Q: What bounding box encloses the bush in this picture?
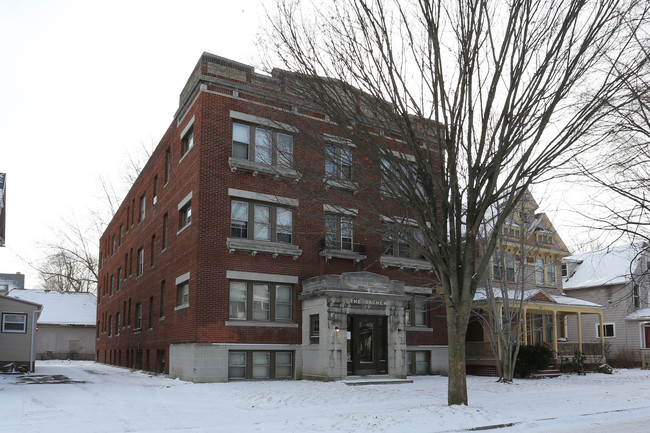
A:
[515,345,553,378]
[571,351,586,375]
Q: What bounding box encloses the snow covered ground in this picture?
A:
[2,361,650,433]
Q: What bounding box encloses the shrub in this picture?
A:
[515,345,553,378]
[571,351,586,375]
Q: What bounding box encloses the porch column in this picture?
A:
[542,314,547,344]
[497,305,503,359]
[576,312,583,353]
[522,307,528,345]
[598,311,605,359]
[552,311,558,355]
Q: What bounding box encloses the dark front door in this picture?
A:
[347,315,388,375]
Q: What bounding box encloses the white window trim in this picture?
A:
[229,110,298,133]
[226,270,298,285]
[390,149,416,162]
[2,312,27,333]
[180,115,195,140]
[176,272,190,285]
[228,188,298,207]
[323,133,355,147]
[323,204,358,216]
[178,191,193,210]
[596,322,615,338]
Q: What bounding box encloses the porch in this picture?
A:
[466,290,606,376]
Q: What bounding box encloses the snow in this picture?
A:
[8,289,96,326]
[473,288,601,308]
[626,307,650,320]
[3,361,650,432]
[563,243,647,289]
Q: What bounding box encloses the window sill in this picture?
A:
[324,178,358,193]
[320,249,366,263]
[227,238,302,259]
[228,157,301,181]
[380,256,432,271]
[405,326,433,333]
[225,320,298,328]
[175,304,189,312]
[179,148,193,164]
[177,223,191,235]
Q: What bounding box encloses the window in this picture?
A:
[382,225,425,259]
[405,296,428,327]
[493,251,515,282]
[180,202,192,230]
[229,281,292,322]
[309,314,320,342]
[561,263,568,278]
[177,281,189,307]
[153,175,158,206]
[108,315,113,336]
[137,247,144,277]
[406,351,430,375]
[150,235,156,267]
[596,323,615,338]
[139,194,146,222]
[2,313,27,333]
[380,156,421,196]
[228,351,294,380]
[117,268,122,292]
[230,200,293,244]
[119,224,124,246]
[182,127,194,156]
[325,214,353,250]
[501,225,520,238]
[232,122,293,167]
[536,258,556,286]
[148,296,154,329]
[162,213,168,251]
[110,274,115,296]
[116,312,121,336]
[644,324,650,349]
[537,233,553,245]
[634,284,640,308]
[325,145,352,180]
[160,281,166,318]
[164,148,171,184]
[135,303,142,330]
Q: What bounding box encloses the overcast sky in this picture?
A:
[0,0,273,286]
[0,0,601,289]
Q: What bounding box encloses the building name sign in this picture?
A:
[347,298,388,307]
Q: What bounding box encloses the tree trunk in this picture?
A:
[447,304,470,405]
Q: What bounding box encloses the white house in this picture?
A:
[562,242,650,366]
[9,290,96,360]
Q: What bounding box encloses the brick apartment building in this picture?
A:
[96,52,448,382]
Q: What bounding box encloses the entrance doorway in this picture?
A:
[347,315,388,375]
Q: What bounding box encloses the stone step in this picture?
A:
[344,376,413,386]
[530,368,562,379]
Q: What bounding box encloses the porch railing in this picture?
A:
[465,342,494,359]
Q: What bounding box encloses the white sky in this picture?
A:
[0,0,271,286]
[0,0,606,289]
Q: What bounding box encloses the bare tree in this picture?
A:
[576,23,650,244]
[264,0,647,405]
[473,196,529,383]
[38,217,98,293]
[36,141,153,294]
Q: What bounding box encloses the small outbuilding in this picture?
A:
[0,294,42,371]
[9,290,96,361]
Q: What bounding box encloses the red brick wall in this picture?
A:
[96,54,446,372]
